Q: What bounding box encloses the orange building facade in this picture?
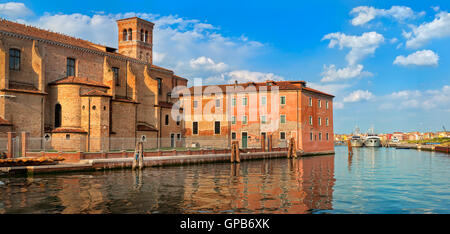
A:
[180,80,334,154]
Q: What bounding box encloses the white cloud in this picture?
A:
[189,56,228,72]
[390,90,422,99]
[393,50,439,66]
[343,90,374,102]
[226,70,284,83]
[381,86,450,110]
[0,2,33,19]
[405,11,450,48]
[320,64,372,82]
[350,6,425,26]
[322,31,384,65]
[390,37,398,44]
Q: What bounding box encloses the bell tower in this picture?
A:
[117,17,154,64]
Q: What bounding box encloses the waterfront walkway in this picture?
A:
[0,150,334,176]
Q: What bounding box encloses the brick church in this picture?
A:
[0,17,187,152]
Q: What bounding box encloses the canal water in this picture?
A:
[0,146,449,214]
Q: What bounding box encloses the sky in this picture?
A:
[1,0,449,134]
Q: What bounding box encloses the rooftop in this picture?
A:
[185,80,334,97]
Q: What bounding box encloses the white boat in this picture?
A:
[364,126,381,147]
[350,135,364,147]
[364,135,381,147]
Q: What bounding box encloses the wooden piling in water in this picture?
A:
[347,139,353,156]
[287,137,297,158]
[231,141,240,163]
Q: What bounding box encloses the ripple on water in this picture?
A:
[1,147,450,214]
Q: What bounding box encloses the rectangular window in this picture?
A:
[318,100,322,108]
[214,121,221,134]
[9,49,20,70]
[112,67,120,86]
[310,132,313,141]
[231,116,236,125]
[193,100,198,108]
[326,118,329,126]
[165,114,169,125]
[67,58,76,76]
[157,78,162,95]
[176,116,180,126]
[231,132,236,140]
[280,132,286,140]
[309,97,312,106]
[319,117,322,126]
[177,133,181,140]
[242,97,248,106]
[261,115,266,124]
[319,132,322,141]
[242,115,247,125]
[326,101,329,109]
[232,97,236,106]
[326,133,329,141]
[193,122,198,135]
[280,96,286,105]
[309,116,313,125]
[215,99,220,107]
[280,115,286,124]
[261,96,266,106]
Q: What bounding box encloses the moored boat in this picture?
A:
[350,135,364,147]
[364,135,381,147]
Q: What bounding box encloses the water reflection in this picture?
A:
[0,155,335,214]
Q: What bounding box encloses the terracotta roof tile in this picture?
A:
[186,80,308,95]
[0,19,104,52]
[49,76,109,89]
[81,89,112,97]
[301,87,334,97]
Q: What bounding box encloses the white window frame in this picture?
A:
[261,96,267,106]
[280,114,286,124]
[242,115,248,125]
[242,97,248,106]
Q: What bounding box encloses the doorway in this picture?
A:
[242,132,248,149]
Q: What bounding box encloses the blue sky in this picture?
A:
[1,0,449,134]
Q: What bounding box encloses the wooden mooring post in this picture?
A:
[287,137,297,158]
[132,141,144,169]
[231,140,240,163]
[347,139,353,156]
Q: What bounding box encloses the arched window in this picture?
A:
[128,29,132,41]
[140,29,144,41]
[122,29,127,41]
[144,31,148,42]
[55,103,62,128]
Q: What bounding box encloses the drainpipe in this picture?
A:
[87,97,91,152]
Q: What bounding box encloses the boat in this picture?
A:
[364,134,381,147]
[350,135,364,147]
[350,126,364,147]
